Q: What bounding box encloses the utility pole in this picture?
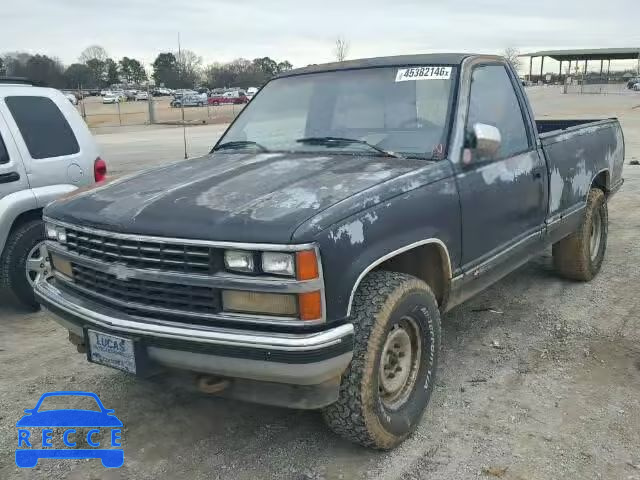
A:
[178,32,187,160]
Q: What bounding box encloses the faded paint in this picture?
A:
[329,220,364,245]
[570,157,592,198]
[480,153,534,185]
[549,167,564,213]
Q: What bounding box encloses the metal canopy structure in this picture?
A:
[520,47,640,82]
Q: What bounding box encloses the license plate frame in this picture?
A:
[85,329,138,374]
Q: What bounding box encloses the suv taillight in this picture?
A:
[94,157,107,182]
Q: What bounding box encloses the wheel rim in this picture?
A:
[25,241,52,286]
[379,316,422,410]
[590,207,602,262]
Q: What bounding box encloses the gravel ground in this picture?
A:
[1,87,639,480]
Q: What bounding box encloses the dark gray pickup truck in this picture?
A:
[37,54,624,449]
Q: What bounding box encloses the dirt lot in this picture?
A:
[77,96,244,127]
[1,87,640,480]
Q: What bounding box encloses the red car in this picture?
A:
[208,91,248,106]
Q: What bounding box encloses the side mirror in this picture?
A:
[467,123,502,158]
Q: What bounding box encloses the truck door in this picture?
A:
[456,64,547,278]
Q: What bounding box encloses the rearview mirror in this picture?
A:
[468,123,502,158]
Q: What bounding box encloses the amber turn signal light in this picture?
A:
[298,291,322,321]
[296,250,319,280]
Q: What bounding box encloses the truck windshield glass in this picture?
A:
[215,67,457,158]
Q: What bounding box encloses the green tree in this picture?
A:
[204,57,294,89]
[85,58,106,87]
[22,54,65,87]
[118,57,146,84]
[0,57,5,76]
[64,63,92,88]
[152,52,179,87]
[277,61,293,73]
[253,57,279,77]
[105,58,119,85]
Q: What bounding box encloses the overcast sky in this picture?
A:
[3,0,639,72]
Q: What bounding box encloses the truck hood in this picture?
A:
[45,152,425,243]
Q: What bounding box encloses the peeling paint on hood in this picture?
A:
[45,152,425,244]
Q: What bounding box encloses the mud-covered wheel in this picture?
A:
[322,271,441,449]
[553,187,608,281]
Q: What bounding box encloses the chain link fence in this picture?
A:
[76,96,245,128]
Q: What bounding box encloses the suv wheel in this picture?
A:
[1,219,50,309]
[322,271,441,449]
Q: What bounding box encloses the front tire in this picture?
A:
[553,188,608,281]
[322,271,441,449]
[1,219,49,309]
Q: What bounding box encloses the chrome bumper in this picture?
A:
[35,280,353,386]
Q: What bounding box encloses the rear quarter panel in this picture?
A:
[542,119,624,221]
[1,88,99,190]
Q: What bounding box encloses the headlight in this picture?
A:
[45,223,58,240]
[224,250,255,273]
[262,252,294,276]
[45,223,66,243]
[56,227,67,243]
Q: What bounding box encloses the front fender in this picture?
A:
[312,177,461,322]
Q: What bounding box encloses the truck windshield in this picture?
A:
[215,66,457,159]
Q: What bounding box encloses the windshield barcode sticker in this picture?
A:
[395,67,452,82]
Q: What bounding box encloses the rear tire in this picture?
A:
[322,271,441,449]
[553,188,607,281]
[1,219,48,310]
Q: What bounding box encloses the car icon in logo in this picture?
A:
[15,391,123,468]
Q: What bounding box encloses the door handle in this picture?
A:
[532,169,543,179]
[0,172,20,184]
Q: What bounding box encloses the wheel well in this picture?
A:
[373,243,451,308]
[592,170,610,193]
[9,209,43,235]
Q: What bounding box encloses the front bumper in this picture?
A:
[35,280,354,387]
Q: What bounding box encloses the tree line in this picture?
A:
[0,45,293,90]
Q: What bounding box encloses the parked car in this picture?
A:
[152,88,172,96]
[626,77,639,89]
[246,87,259,100]
[0,78,104,308]
[102,92,124,104]
[170,93,206,107]
[173,89,198,98]
[123,90,137,101]
[208,90,248,105]
[134,91,149,101]
[36,54,624,449]
[634,83,640,92]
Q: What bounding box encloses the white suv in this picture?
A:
[0,78,104,308]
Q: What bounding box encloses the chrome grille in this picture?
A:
[64,228,215,274]
[68,264,220,316]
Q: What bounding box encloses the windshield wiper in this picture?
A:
[296,137,402,158]
[213,140,269,152]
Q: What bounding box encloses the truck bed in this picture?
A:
[534,117,624,227]
[535,118,616,137]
